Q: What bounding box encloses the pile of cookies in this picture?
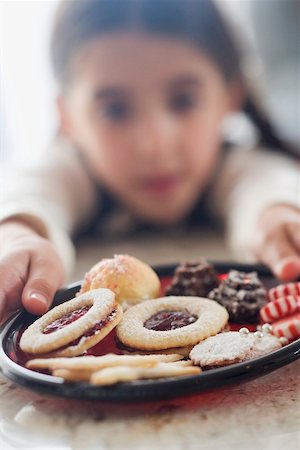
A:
[20,255,297,385]
[26,353,200,385]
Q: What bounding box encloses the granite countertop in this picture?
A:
[1,360,299,450]
[1,230,299,450]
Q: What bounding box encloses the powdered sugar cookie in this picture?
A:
[248,333,282,358]
[190,331,254,368]
[190,330,283,368]
[79,254,161,308]
[20,288,122,356]
[116,296,229,351]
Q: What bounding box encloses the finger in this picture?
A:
[274,256,300,281]
[285,221,300,252]
[22,254,64,315]
[0,289,7,323]
[0,258,28,322]
[258,230,300,281]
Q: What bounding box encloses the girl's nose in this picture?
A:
[133,114,178,164]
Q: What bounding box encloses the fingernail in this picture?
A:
[29,292,49,310]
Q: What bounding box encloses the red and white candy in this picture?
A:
[272,312,300,341]
[258,282,300,341]
[260,295,300,323]
[269,282,300,301]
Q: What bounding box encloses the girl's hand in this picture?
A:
[0,220,65,322]
[252,205,300,281]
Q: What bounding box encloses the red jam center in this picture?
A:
[43,306,91,334]
[144,310,197,331]
[43,310,116,353]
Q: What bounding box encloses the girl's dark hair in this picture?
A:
[51,0,296,157]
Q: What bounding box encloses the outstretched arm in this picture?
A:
[211,147,300,280]
[0,138,98,321]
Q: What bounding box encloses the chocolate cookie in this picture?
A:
[165,260,219,297]
[208,270,267,323]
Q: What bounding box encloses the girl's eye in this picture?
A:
[103,102,130,121]
[169,92,198,113]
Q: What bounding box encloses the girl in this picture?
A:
[0,0,299,320]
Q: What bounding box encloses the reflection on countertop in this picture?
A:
[0,359,299,450]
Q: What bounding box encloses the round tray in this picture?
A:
[0,262,299,402]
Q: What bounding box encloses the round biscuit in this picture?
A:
[20,288,117,354]
[116,296,229,351]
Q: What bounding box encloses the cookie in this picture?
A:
[119,344,194,359]
[116,296,229,351]
[190,330,282,369]
[26,354,198,384]
[20,288,122,356]
[190,331,254,368]
[209,270,267,323]
[26,353,183,371]
[165,260,219,297]
[90,362,201,385]
[248,333,282,358]
[79,254,161,308]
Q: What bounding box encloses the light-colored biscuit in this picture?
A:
[190,332,254,368]
[26,353,183,371]
[190,331,283,368]
[52,369,92,382]
[20,288,120,355]
[48,305,123,357]
[90,362,201,385]
[52,360,195,383]
[248,334,282,358]
[116,296,229,351]
[121,345,193,358]
[79,254,161,307]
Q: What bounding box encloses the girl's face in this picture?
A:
[60,32,238,225]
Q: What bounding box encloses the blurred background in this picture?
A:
[0,0,299,166]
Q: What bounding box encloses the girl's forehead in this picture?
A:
[70,32,219,86]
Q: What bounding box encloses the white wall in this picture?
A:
[0,0,59,166]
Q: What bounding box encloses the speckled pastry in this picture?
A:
[79,254,161,308]
[209,270,267,323]
[165,260,219,297]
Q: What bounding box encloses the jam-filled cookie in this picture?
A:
[190,330,282,369]
[79,254,161,308]
[20,288,122,357]
[116,296,229,351]
[165,260,219,297]
[209,270,267,323]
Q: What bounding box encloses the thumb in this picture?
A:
[22,254,65,315]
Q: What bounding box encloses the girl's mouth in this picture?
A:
[139,175,182,196]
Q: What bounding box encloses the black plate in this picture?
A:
[0,262,299,402]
